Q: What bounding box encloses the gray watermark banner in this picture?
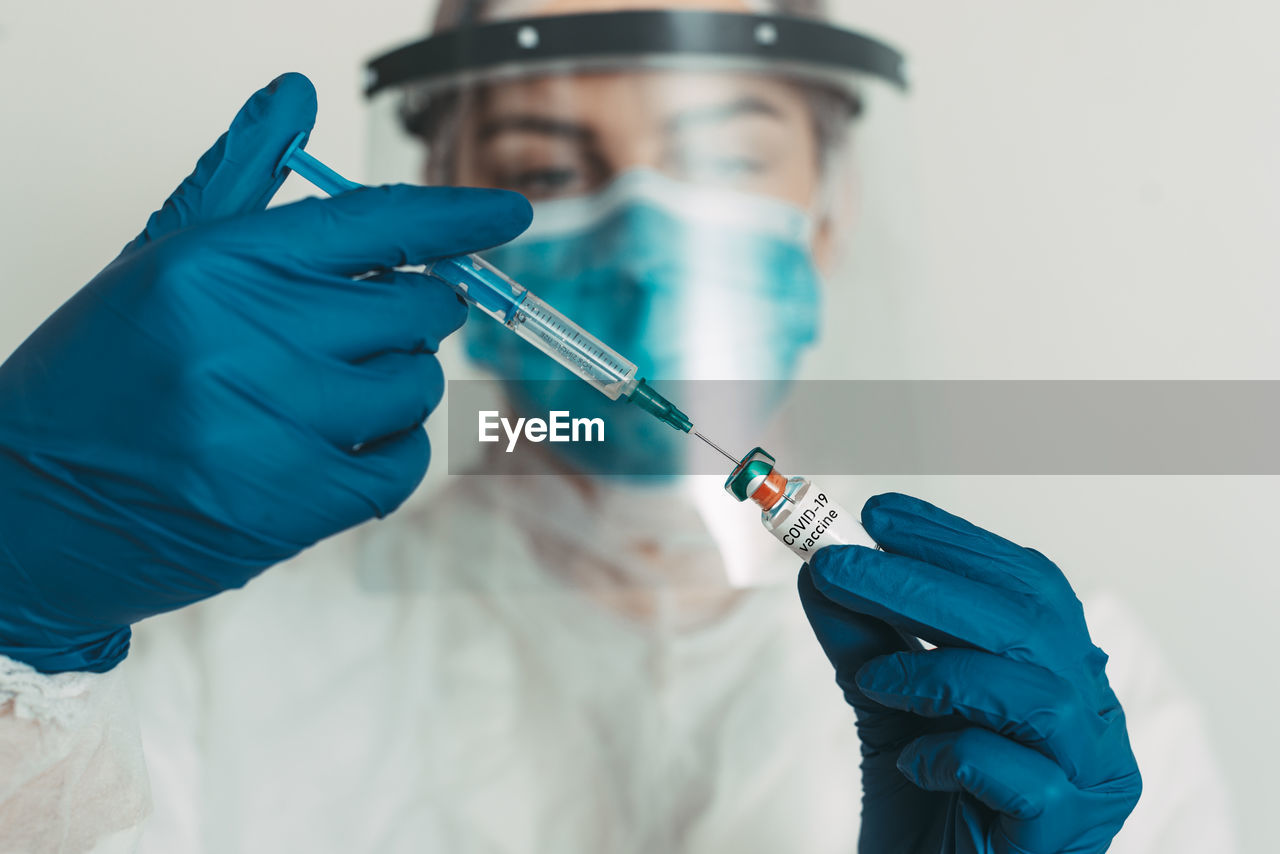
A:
[445,380,1280,475]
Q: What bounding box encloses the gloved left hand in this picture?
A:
[798,492,1142,854]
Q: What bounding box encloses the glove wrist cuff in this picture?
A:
[0,626,130,677]
[0,653,106,727]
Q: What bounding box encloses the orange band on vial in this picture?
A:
[750,470,788,510]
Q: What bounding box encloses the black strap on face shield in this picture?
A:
[364,10,909,97]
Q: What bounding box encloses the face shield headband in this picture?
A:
[365,9,907,131]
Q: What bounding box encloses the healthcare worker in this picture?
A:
[0,2,1234,853]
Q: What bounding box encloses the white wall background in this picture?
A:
[1,1,1276,849]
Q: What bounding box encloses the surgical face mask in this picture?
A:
[466,169,821,478]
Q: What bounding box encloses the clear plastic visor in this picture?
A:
[362,38,914,595]
[370,57,870,207]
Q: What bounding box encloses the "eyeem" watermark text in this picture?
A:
[478,410,606,453]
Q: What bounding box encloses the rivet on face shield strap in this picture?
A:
[516,25,539,49]
[754,22,778,45]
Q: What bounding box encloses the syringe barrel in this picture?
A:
[425,255,639,400]
[278,147,645,404]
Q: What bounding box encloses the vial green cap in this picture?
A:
[725,447,776,501]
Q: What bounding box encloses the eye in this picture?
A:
[687,155,767,178]
[496,167,589,200]
[669,152,769,185]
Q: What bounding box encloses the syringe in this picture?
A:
[274,133,698,436]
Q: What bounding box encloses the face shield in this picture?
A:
[360,7,910,595]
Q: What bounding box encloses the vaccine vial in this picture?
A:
[724,447,877,560]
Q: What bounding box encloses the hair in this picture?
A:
[407,0,860,184]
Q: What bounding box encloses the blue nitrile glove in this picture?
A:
[0,74,532,674]
[798,493,1141,854]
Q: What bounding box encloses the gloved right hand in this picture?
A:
[0,74,532,674]
[798,493,1141,854]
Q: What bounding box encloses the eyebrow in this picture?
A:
[663,96,784,134]
[476,95,785,143]
[477,115,594,143]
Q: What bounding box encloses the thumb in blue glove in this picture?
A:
[799,492,1142,854]
[121,72,319,254]
[0,74,532,674]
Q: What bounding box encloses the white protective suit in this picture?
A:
[0,452,1238,853]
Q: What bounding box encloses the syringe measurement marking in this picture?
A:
[514,318,629,381]
[514,304,632,377]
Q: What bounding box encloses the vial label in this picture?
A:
[768,485,877,560]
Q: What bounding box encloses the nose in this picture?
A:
[591,95,666,184]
